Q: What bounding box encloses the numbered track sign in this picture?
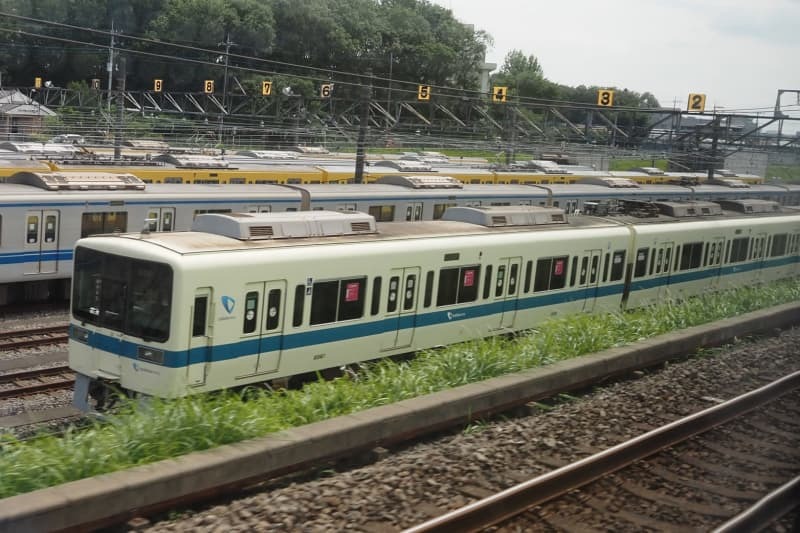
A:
[203,80,214,94]
[492,86,507,103]
[261,80,272,96]
[597,89,614,107]
[687,93,706,113]
[320,83,333,98]
[153,79,163,92]
[417,85,431,101]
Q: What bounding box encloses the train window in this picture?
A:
[679,242,703,270]
[371,277,382,315]
[80,212,128,238]
[44,214,57,243]
[147,211,159,232]
[193,209,231,219]
[533,256,568,293]
[163,210,174,231]
[664,248,671,272]
[703,243,711,267]
[26,215,39,244]
[648,249,656,276]
[403,275,416,310]
[387,276,399,312]
[433,204,457,220]
[634,248,649,278]
[338,277,366,321]
[609,251,626,281]
[508,264,518,295]
[266,289,281,330]
[310,282,338,325]
[424,271,434,307]
[589,256,599,283]
[436,266,481,306]
[243,292,259,334]
[483,265,493,299]
[165,177,183,184]
[368,205,395,222]
[405,206,413,221]
[729,237,749,263]
[655,249,663,274]
[579,257,588,284]
[414,204,423,221]
[310,277,366,325]
[523,261,533,293]
[73,248,172,342]
[495,265,506,297]
[570,258,578,286]
[293,285,305,327]
[192,296,208,337]
[437,268,459,306]
[673,246,681,271]
[602,253,610,281]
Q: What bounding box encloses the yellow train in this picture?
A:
[0,154,765,186]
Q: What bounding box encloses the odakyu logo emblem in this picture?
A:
[221,296,236,314]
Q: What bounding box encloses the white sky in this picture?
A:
[429,0,800,127]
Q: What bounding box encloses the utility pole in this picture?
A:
[354,69,372,184]
[706,117,720,181]
[106,20,116,114]
[114,56,126,160]
[217,34,234,145]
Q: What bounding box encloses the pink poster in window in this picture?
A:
[345,282,360,302]
[554,259,564,275]
[463,270,475,287]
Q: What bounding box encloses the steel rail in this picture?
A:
[403,370,800,533]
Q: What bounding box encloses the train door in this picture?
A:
[381,267,420,350]
[24,210,60,274]
[145,207,176,232]
[187,288,212,386]
[257,281,286,373]
[241,281,286,374]
[576,249,602,312]
[706,237,725,289]
[491,257,522,329]
[752,233,768,281]
[655,242,675,301]
[405,203,423,222]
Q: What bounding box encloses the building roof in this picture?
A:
[0,90,56,117]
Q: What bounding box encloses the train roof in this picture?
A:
[79,202,798,256]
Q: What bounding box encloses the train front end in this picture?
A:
[68,237,183,411]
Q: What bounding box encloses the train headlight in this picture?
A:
[137,346,165,365]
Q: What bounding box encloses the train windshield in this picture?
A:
[72,246,173,342]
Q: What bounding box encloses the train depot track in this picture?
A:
[0,325,69,350]
[0,364,74,400]
[406,371,800,532]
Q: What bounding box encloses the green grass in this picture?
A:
[766,165,800,182]
[0,279,798,498]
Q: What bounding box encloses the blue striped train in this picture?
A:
[68,199,800,409]
[3,170,799,305]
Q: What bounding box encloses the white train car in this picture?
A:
[3,170,799,305]
[0,172,303,304]
[68,203,800,409]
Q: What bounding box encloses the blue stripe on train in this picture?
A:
[0,249,74,265]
